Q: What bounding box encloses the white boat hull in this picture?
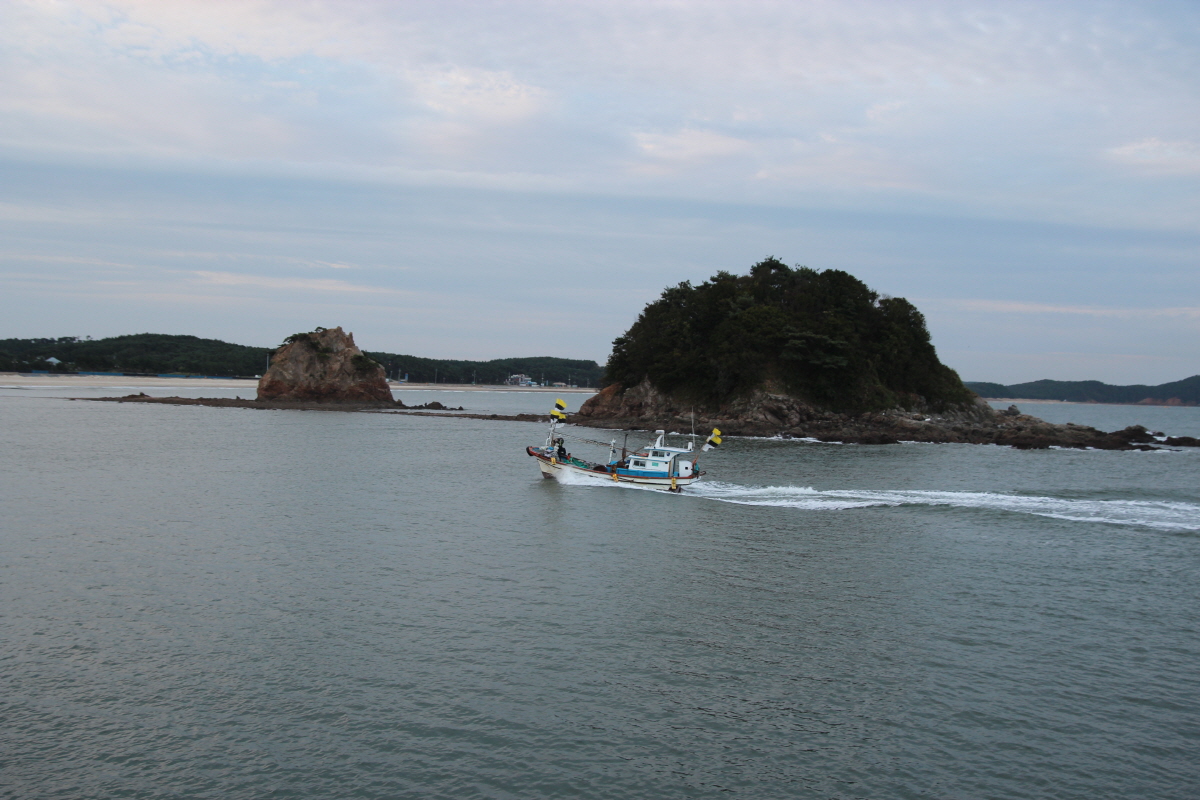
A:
[528,446,701,490]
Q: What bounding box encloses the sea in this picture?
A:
[2,384,1198,799]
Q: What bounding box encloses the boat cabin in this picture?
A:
[617,430,695,478]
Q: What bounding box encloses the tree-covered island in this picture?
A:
[605,257,973,412]
[577,258,1168,449]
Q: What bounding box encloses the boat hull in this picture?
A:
[527,446,701,490]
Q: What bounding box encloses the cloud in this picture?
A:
[633,129,749,163]
[927,298,1200,320]
[865,100,906,122]
[1107,138,1200,175]
[0,0,1193,228]
[410,67,546,123]
[0,253,142,270]
[190,271,400,295]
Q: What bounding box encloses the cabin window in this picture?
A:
[633,460,645,467]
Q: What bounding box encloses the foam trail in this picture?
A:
[690,482,1200,532]
[551,471,1200,532]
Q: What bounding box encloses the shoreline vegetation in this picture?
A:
[0,333,605,387]
[2,331,1193,405]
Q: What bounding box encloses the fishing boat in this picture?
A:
[526,398,721,492]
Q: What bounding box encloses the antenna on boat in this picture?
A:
[690,408,696,451]
[621,432,629,463]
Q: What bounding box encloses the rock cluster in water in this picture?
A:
[257,327,393,404]
[576,379,1167,450]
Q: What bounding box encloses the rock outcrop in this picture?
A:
[257,327,393,404]
[575,379,1161,450]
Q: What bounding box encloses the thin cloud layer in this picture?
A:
[3,0,1197,220]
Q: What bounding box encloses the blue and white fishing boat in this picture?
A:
[526,398,721,492]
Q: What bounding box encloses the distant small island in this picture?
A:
[965,377,1200,406]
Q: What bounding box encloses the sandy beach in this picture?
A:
[0,373,596,392]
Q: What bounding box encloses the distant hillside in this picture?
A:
[363,351,603,386]
[0,333,603,386]
[965,376,1200,405]
[0,334,270,376]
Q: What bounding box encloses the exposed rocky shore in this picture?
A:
[575,380,1185,450]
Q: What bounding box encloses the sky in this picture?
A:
[1,0,1198,384]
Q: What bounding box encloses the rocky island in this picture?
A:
[258,326,393,404]
[89,327,461,412]
[575,259,1170,450]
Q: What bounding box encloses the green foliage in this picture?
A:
[362,352,604,386]
[351,353,380,373]
[0,332,604,385]
[605,257,975,412]
[280,328,330,352]
[0,334,271,377]
[281,332,314,347]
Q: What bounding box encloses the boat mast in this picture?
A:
[547,397,567,449]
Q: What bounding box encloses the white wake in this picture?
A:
[551,471,1200,532]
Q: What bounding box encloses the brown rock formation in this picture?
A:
[257,327,393,404]
[575,379,1160,450]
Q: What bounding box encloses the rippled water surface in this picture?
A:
[2,391,1199,799]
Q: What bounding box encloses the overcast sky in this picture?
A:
[2,0,1197,384]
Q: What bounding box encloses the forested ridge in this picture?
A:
[966,377,1200,404]
[605,258,974,412]
[0,333,603,385]
[0,334,270,376]
[362,352,602,386]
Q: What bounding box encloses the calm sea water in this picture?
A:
[2,388,1199,799]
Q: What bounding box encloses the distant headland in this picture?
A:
[0,332,604,387]
[964,377,1200,406]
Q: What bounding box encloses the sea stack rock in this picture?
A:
[257,327,393,403]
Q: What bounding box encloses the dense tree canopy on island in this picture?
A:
[605,258,974,412]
